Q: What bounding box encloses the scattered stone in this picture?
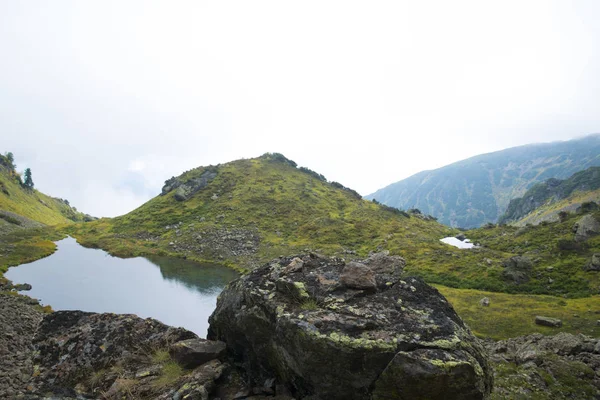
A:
[340,261,377,290]
[585,253,600,271]
[455,233,467,241]
[501,256,533,284]
[479,297,490,307]
[169,338,227,369]
[362,251,405,287]
[573,214,600,242]
[535,316,562,328]
[284,257,304,274]
[485,332,600,398]
[12,283,32,291]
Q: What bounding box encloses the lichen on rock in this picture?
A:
[208,252,493,399]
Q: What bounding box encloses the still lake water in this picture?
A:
[5,237,239,337]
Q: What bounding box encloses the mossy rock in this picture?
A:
[208,253,493,400]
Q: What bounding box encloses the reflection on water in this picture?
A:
[5,237,239,337]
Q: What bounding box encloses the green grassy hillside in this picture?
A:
[65,153,600,339]
[512,190,600,227]
[0,159,89,230]
[367,134,600,228]
[68,153,600,295]
[68,153,454,269]
[499,166,600,225]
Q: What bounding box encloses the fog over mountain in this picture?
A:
[2,1,600,217]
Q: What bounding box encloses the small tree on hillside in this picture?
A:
[23,168,34,189]
[5,152,15,170]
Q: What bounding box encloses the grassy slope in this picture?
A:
[68,155,453,267]
[66,154,600,339]
[0,167,85,226]
[0,163,83,288]
[437,286,599,340]
[513,189,600,226]
[499,166,600,225]
[466,210,600,297]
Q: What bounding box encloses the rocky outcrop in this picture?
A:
[486,333,600,399]
[573,214,600,242]
[586,253,600,271]
[208,252,493,400]
[169,338,227,369]
[28,311,227,399]
[498,167,600,225]
[501,256,533,284]
[0,294,44,399]
[161,169,218,201]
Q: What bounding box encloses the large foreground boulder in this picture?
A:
[208,252,493,400]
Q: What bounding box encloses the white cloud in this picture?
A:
[1,1,600,217]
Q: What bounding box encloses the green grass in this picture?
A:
[151,349,171,364]
[300,298,320,311]
[514,189,600,226]
[68,156,600,298]
[60,154,600,339]
[67,155,454,270]
[153,361,185,388]
[0,166,87,225]
[437,285,600,340]
[0,227,65,275]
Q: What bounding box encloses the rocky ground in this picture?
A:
[0,251,599,399]
[486,333,600,399]
[0,293,44,398]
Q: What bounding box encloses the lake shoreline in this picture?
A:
[5,236,239,337]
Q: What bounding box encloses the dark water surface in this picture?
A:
[5,237,239,337]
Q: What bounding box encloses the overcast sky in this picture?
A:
[1,1,600,217]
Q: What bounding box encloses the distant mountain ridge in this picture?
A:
[366,134,600,228]
[498,166,600,226]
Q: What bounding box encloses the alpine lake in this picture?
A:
[5,237,239,337]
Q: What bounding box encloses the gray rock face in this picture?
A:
[573,214,600,242]
[587,253,600,271]
[208,252,493,400]
[501,256,533,284]
[535,316,562,328]
[174,170,218,201]
[30,311,196,396]
[486,333,600,398]
[161,169,218,201]
[169,338,227,369]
